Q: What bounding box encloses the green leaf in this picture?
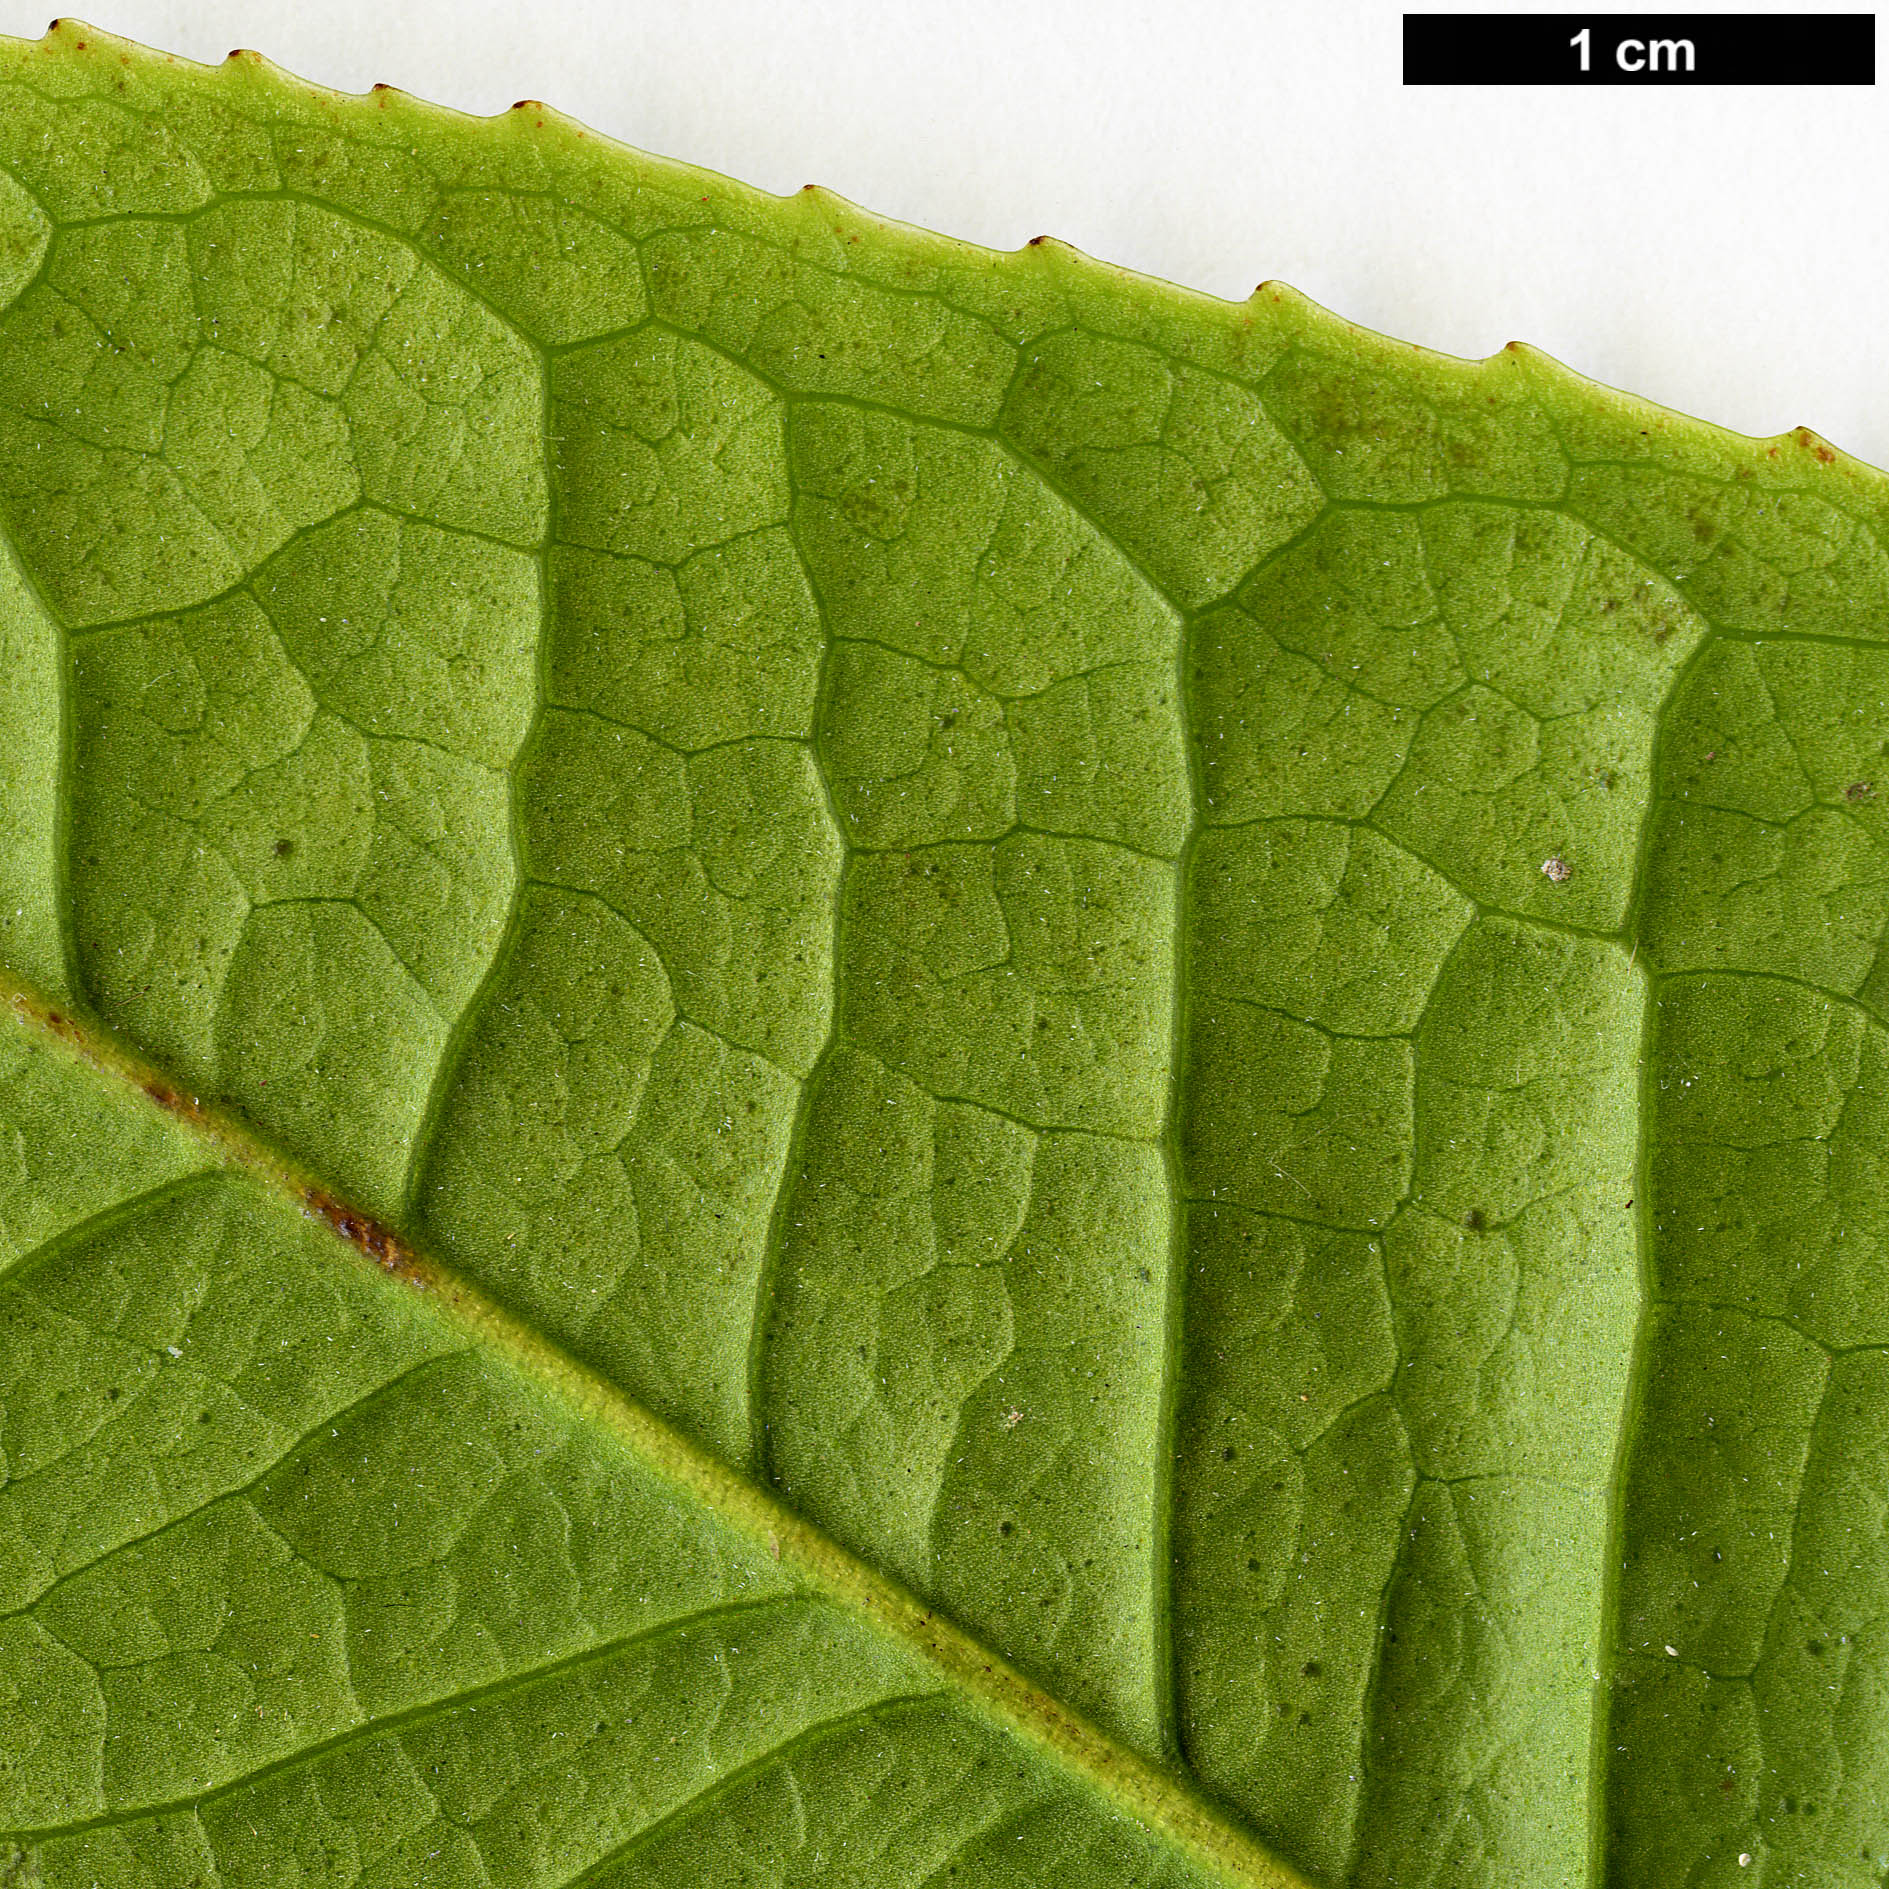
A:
[0,19,1881,1887]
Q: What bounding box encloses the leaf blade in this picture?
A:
[4,20,1889,1888]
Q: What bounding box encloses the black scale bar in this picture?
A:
[1405,13,1874,83]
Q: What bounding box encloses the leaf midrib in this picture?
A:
[0,961,1314,1889]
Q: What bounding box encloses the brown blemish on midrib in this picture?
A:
[139,1077,205,1124]
[302,1185,428,1284]
[6,983,438,1290]
[18,996,217,1138]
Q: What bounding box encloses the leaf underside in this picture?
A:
[0,20,1882,1889]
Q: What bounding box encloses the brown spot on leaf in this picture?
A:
[1847,781,1875,802]
[304,1188,424,1284]
[138,1078,203,1124]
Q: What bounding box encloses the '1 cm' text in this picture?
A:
[1570,27,1696,72]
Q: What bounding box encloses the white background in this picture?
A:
[2,2,1883,462]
